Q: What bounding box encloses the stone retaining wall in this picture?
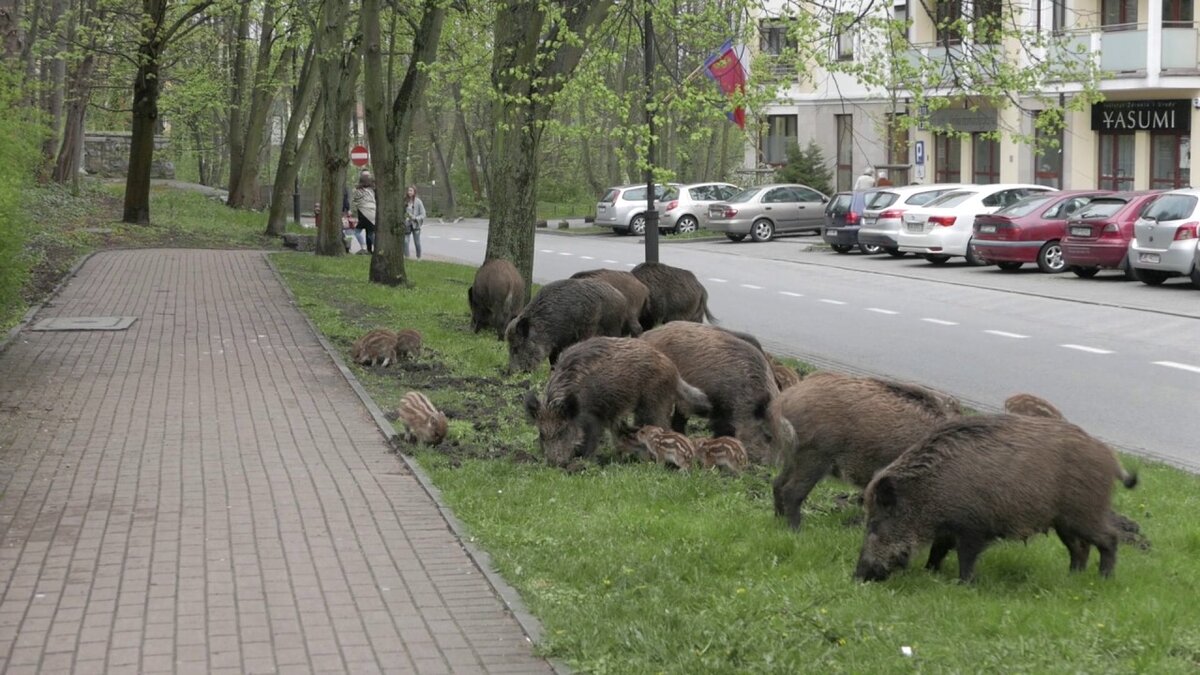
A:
[84,132,175,179]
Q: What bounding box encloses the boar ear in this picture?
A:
[561,393,580,419]
[873,476,898,509]
[523,390,541,421]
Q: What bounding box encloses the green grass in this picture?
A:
[274,252,1200,674]
[537,200,595,221]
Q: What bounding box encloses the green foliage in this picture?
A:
[0,71,49,329]
[775,140,834,195]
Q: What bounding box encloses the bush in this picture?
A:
[0,72,48,329]
[775,140,834,196]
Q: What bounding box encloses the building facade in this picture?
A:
[752,0,1200,192]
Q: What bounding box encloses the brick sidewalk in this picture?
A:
[0,250,552,674]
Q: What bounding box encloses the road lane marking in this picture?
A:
[708,278,728,283]
[603,259,618,264]
[819,299,846,305]
[466,239,480,243]
[922,318,958,326]
[449,237,462,241]
[559,252,573,256]
[778,291,804,297]
[1154,361,1200,374]
[540,249,555,253]
[624,262,636,267]
[1061,344,1114,355]
[580,255,595,260]
[740,284,763,290]
[866,308,898,315]
[985,330,1029,339]
[427,235,440,239]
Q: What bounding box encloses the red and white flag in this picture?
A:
[704,40,750,129]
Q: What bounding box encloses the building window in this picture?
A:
[935,134,961,183]
[886,115,910,186]
[1101,0,1137,29]
[936,0,963,46]
[973,0,1003,44]
[1164,0,1194,25]
[761,20,797,55]
[836,115,854,191]
[1098,133,1135,190]
[1151,132,1190,189]
[762,115,798,166]
[973,133,1000,184]
[895,0,911,41]
[1033,112,1064,189]
[836,14,855,61]
[1051,0,1067,32]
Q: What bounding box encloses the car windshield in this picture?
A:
[995,195,1058,218]
[865,191,899,209]
[925,191,975,208]
[907,189,954,206]
[728,188,763,203]
[1073,199,1127,219]
[600,188,619,203]
[827,194,853,214]
[660,187,679,201]
[1142,194,1199,221]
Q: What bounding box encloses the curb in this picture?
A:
[264,252,571,675]
[0,251,99,356]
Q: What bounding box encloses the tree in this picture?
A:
[775,140,832,195]
[313,0,360,255]
[227,0,290,209]
[122,0,216,224]
[265,42,320,237]
[361,0,447,285]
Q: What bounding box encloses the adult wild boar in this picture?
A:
[640,321,783,463]
[854,414,1138,583]
[524,337,710,467]
[630,262,716,330]
[468,259,525,340]
[570,269,649,336]
[772,372,963,529]
[505,278,637,372]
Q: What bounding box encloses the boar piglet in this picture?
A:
[696,436,748,474]
[505,278,637,373]
[469,259,525,340]
[396,391,448,445]
[524,337,709,467]
[854,414,1138,583]
[351,329,400,367]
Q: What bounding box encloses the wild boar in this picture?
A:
[524,337,710,467]
[640,321,783,464]
[468,259,525,340]
[1004,393,1064,419]
[396,391,449,445]
[570,269,649,336]
[854,414,1138,583]
[630,262,717,330]
[395,328,422,360]
[772,371,963,529]
[625,425,696,470]
[696,436,749,474]
[768,356,803,392]
[351,328,400,367]
[505,278,638,372]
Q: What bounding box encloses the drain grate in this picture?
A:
[30,317,138,331]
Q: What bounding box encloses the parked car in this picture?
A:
[1061,191,1162,279]
[971,190,1108,273]
[595,184,676,235]
[822,191,884,254]
[706,183,829,242]
[656,182,741,234]
[897,184,1059,264]
[1128,188,1200,288]
[857,184,966,257]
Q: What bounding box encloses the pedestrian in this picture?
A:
[404,185,426,259]
[854,167,876,190]
[351,171,377,254]
[876,169,893,187]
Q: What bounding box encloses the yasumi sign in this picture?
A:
[1091,100,1191,132]
[350,145,370,167]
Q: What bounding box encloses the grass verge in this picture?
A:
[274,251,1200,674]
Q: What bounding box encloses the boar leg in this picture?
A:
[670,410,689,434]
[1094,530,1120,578]
[925,534,956,572]
[1055,527,1091,572]
[954,533,990,583]
[772,458,832,529]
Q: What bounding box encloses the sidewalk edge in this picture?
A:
[0,251,99,355]
[264,252,571,675]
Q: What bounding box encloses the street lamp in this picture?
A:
[643,1,659,263]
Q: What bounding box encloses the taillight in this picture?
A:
[723,208,738,218]
[846,210,860,225]
[1174,222,1199,240]
[665,200,679,211]
[1099,223,1121,238]
[878,209,903,220]
[930,215,957,226]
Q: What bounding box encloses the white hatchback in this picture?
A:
[1128,188,1200,288]
[896,184,1058,264]
[857,184,967,257]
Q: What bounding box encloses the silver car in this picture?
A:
[656,182,741,234]
[595,184,674,235]
[857,184,966,256]
[1128,188,1200,288]
[706,183,829,242]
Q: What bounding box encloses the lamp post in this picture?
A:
[643,1,659,263]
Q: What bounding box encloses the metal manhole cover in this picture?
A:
[30,317,138,331]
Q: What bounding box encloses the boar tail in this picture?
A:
[1118,465,1138,489]
[676,378,711,416]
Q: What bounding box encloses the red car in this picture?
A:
[1061,191,1163,279]
[971,191,1109,273]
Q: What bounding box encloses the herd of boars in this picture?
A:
[369,257,1143,584]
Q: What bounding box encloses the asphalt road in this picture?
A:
[420,222,1200,471]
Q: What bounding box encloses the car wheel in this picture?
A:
[1190,261,1200,289]
[629,214,646,236]
[675,215,699,234]
[884,248,906,258]
[964,240,985,266]
[614,227,630,236]
[997,261,1023,271]
[725,233,746,242]
[924,254,951,265]
[1036,240,1066,273]
[750,219,775,242]
[1120,255,1136,281]
[1132,266,1169,286]
[859,243,883,254]
[1071,266,1099,278]
[830,244,853,254]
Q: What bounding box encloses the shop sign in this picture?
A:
[1091,100,1191,132]
[927,109,998,133]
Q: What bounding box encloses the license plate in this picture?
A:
[979,225,996,233]
[1139,252,1160,264]
[906,223,924,233]
[863,217,876,227]
[1070,226,1090,237]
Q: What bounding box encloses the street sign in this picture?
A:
[915,140,926,166]
[350,145,370,167]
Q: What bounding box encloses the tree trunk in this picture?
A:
[123,50,159,224]
[225,1,251,202]
[266,45,320,236]
[193,125,208,185]
[0,0,19,60]
[230,0,282,209]
[453,84,482,203]
[431,129,454,217]
[42,0,66,161]
[314,0,360,256]
[52,52,96,184]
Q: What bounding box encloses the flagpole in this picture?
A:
[661,61,708,106]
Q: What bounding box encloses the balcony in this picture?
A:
[1054,24,1200,78]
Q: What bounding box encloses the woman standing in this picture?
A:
[404,185,426,259]
[351,171,377,254]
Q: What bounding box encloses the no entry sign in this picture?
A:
[350,145,370,167]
